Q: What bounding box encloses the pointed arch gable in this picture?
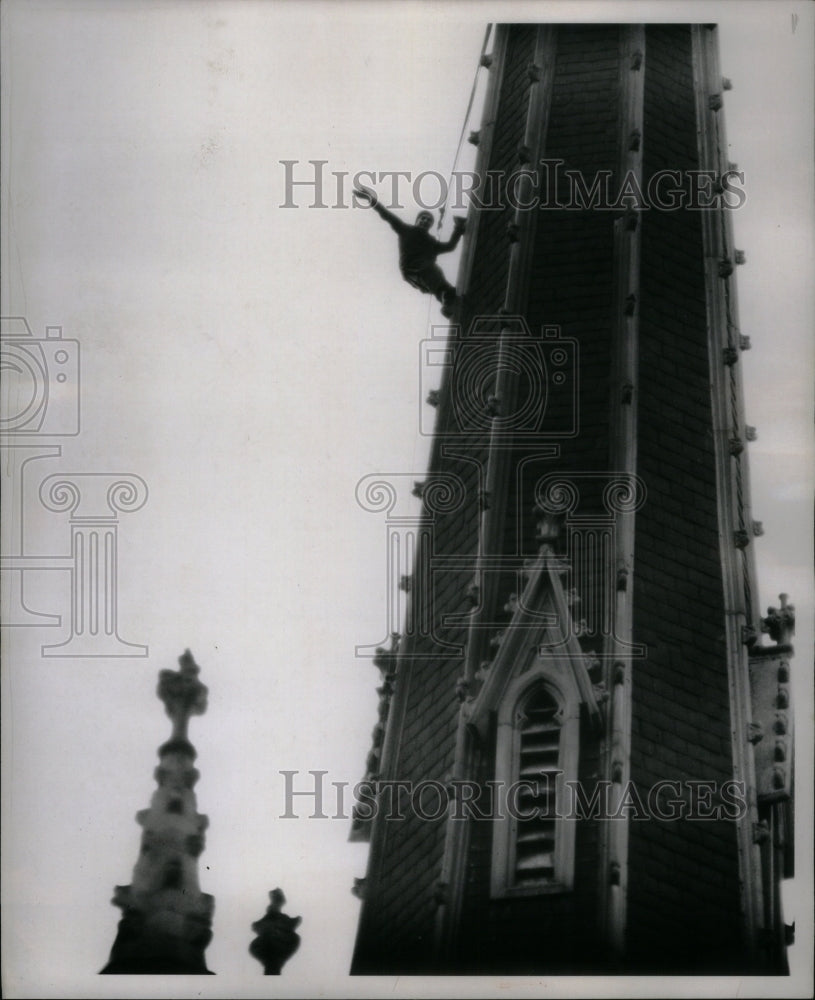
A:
[465,547,602,739]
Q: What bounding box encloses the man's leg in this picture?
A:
[420,266,457,316]
[402,265,458,315]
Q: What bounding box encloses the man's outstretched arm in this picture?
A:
[436,216,467,253]
[354,186,408,235]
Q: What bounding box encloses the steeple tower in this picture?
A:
[101,650,214,974]
[351,23,794,976]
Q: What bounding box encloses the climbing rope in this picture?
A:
[436,23,494,234]
[414,24,495,473]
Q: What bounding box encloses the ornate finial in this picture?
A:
[760,593,795,646]
[249,888,302,975]
[157,649,208,741]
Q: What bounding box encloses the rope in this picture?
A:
[436,23,494,234]
[413,26,494,475]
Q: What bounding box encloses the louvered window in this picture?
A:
[491,674,578,897]
[514,687,561,884]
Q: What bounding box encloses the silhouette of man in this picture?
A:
[355,185,465,317]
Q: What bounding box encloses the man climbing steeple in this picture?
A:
[355,185,465,317]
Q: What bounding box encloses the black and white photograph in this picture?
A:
[1,1,812,997]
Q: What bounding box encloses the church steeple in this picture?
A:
[101,650,215,975]
[350,23,795,976]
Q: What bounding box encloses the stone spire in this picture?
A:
[101,650,215,974]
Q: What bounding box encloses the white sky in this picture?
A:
[1,2,812,998]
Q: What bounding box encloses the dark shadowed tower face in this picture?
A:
[350,23,794,977]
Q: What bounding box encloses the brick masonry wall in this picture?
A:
[626,24,745,972]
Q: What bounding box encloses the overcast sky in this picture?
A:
[1,2,812,998]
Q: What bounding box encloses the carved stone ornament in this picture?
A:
[760,594,795,645]
[746,721,764,745]
[249,889,302,975]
